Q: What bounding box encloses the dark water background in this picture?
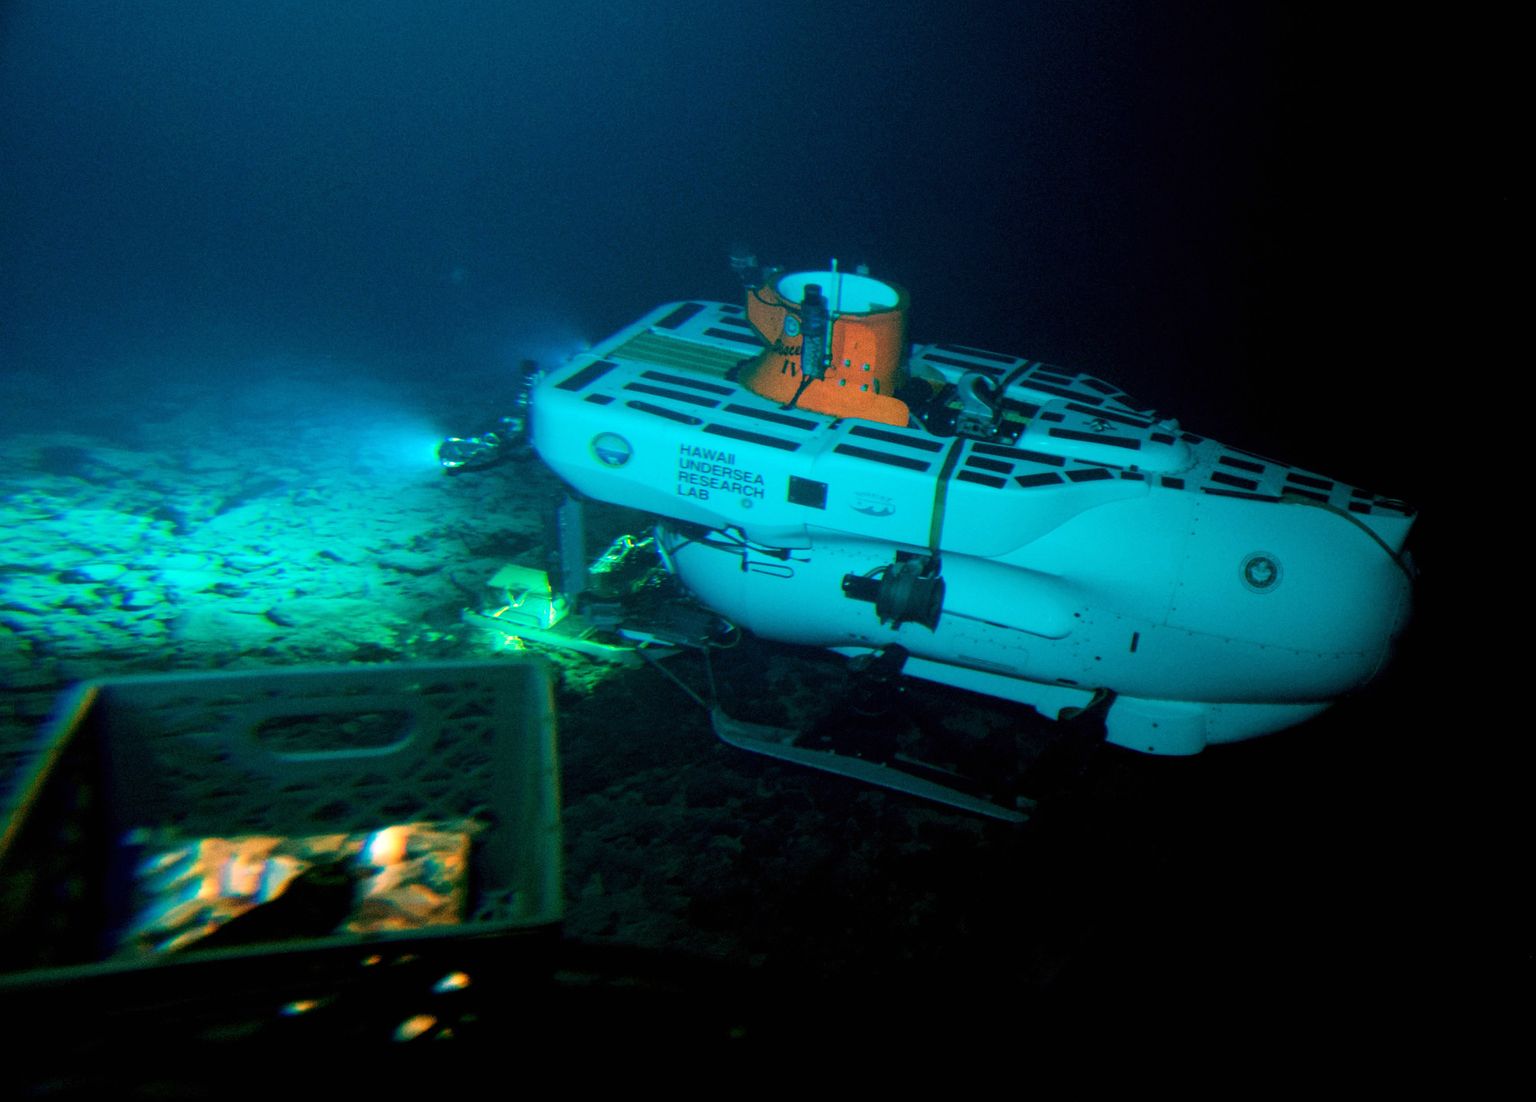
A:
[1,1,1467,487]
[0,0,1508,1037]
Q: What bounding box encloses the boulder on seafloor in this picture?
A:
[377,550,441,575]
[58,562,128,584]
[170,604,282,651]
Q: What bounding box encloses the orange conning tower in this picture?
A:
[739,269,911,427]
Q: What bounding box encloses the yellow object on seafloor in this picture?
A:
[486,563,569,629]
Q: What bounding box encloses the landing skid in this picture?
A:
[710,707,1033,824]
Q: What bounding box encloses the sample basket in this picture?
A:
[0,659,562,1049]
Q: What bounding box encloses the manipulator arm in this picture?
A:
[437,359,542,473]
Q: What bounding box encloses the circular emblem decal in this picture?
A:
[590,432,632,468]
[783,314,801,338]
[1240,552,1282,593]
